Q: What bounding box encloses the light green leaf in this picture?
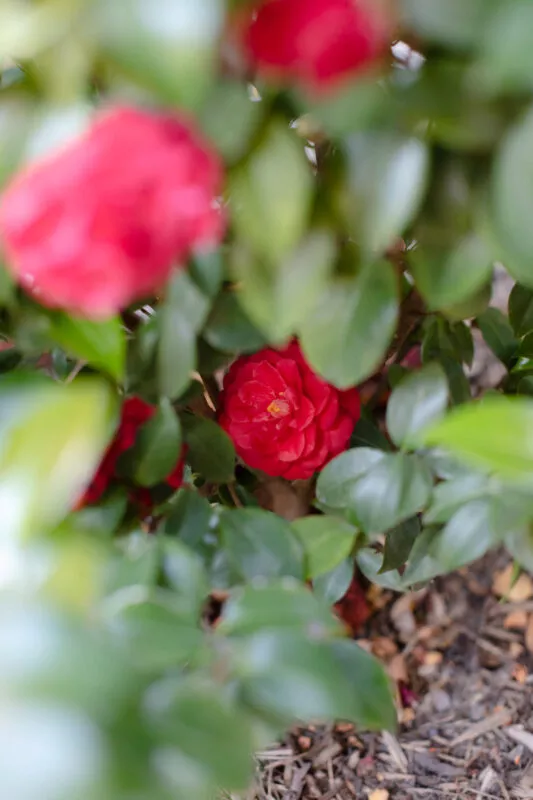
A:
[291,515,358,579]
[230,123,312,264]
[430,500,500,571]
[299,261,399,388]
[386,364,449,447]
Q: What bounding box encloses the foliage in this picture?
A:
[3,1,533,798]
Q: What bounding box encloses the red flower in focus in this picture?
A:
[0,107,224,319]
[218,341,360,480]
[244,0,391,94]
[79,397,185,508]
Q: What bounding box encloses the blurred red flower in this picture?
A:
[244,0,391,94]
[0,107,224,318]
[219,340,360,480]
[79,396,185,508]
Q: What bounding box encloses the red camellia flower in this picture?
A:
[0,107,224,319]
[79,396,185,508]
[219,341,360,480]
[244,0,391,94]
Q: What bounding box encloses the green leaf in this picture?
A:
[299,261,399,388]
[476,307,518,365]
[386,363,449,447]
[424,472,489,524]
[157,271,210,400]
[346,453,432,535]
[291,516,358,579]
[420,396,533,483]
[317,447,387,510]
[400,0,498,47]
[381,516,421,573]
[103,589,205,672]
[350,413,392,451]
[478,1,533,93]
[200,79,262,163]
[48,312,125,380]
[430,500,500,572]
[236,631,394,729]
[342,132,429,255]
[219,508,304,581]
[422,318,474,366]
[217,583,342,637]
[132,398,181,487]
[305,78,388,138]
[401,526,445,585]
[182,415,235,483]
[506,526,533,573]
[356,548,407,590]
[330,639,396,731]
[0,377,117,538]
[97,0,223,108]
[160,538,209,618]
[411,234,493,309]
[491,107,533,288]
[148,680,253,792]
[230,123,312,264]
[104,532,159,594]
[162,489,217,553]
[204,291,267,353]
[509,283,533,337]
[313,558,354,605]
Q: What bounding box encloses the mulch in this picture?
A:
[247,552,533,800]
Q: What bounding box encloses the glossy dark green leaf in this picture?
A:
[342,132,429,254]
[182,415,235,483]
[420,396,533,483]
[299,262,399,388]
[316,447,387,510]
[157,271,210,400]
[162,489,217,551]
[48,312,125,380]
[350,413,392,450]
[424,472,489,524]
[204,291,267,353]
[148,680,253,791]
[509,283,533,337]
[291,516,358,579]
[476,307,518,365]
[217,583,342,637]
[401,526,445,585]
[381,516,421,573]
[132,398,181,487]
[230,122,313,264]
[411,235,493,309]
[347,453,432,535]
[386,363,449,447]
[356,548,406,591]
[312,558,354,605]
[421,318,474,367]
[220,508,303,581]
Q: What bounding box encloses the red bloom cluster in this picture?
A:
[0,107,224,319]
[219,341,360,480]
[79,397,185,508]
[244,0,391,94]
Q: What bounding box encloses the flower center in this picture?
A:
[267,397,291,418]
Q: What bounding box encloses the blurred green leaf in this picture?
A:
[291,515,357,579]
[132,398,181,487]
[0,377,117,538]
[506,526,533,573]
[478,1,533,93]
[200,80,262,163]
[161,538,209,618]
[420,396,533,483]
[162,489,217,552]
[217,583,342,637]
[509,283,533,337]
[305,78,389,138]
[204,290,268,353]
[220,508,303,581]
[429,500,501,571]
[300,261,398,388]
[105,532,159,594]
[312,558,354,605]
[386,363,449,447]
[182,415,235,483]
[411,235,493,309]
[148,680,253,791]
[341,132,429,254]
[476,307,518,365]
[158,271,209,400]
[230,123,313,264]
[400,0,498,47]
[422,318,474,366]
[424,472,489,524]
[97,0,223,108]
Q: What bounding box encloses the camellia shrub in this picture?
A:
[3,0,533,797]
